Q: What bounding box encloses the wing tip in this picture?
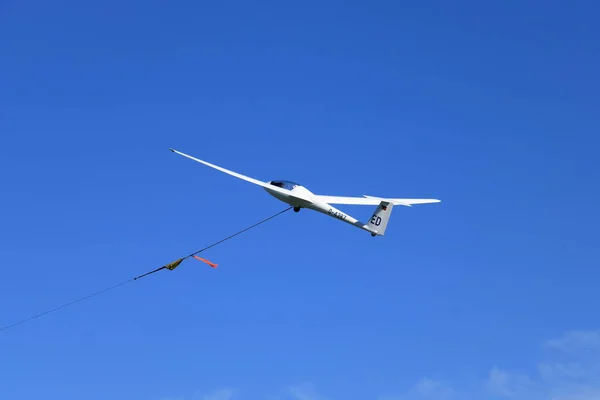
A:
[169,148,187,157]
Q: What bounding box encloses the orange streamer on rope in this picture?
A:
[192,255,218,268]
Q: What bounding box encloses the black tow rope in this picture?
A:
[0,206,293,333]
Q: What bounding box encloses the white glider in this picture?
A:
[170,149,440,236]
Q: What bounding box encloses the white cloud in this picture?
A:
[393,330,600,400]
[286,383,330,400]
[378,379,457,400]
[486,367,515,397]
[200,388,236,400]
[484,366,539,399]
[160,330,600,400]
[162,388,236,400]
[407,379,456,399]
[534,330,600,400]
[545,331,600,354]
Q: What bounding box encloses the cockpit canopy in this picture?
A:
[268,180,300,190]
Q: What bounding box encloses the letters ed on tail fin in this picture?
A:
[367,201,394,236]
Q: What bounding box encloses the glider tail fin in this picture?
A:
[366,201,394,236]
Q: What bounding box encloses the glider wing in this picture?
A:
[313,195,441,207]
[169,148,298,198]
[170,148,271,187]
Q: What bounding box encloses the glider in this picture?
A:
[169,149,440,237]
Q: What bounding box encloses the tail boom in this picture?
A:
[308,199,395,237]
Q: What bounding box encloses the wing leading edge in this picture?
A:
[170,148,272,188]
[314,195,441,207]
[169,148,302,200]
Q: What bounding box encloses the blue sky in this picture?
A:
[1,1,599,399]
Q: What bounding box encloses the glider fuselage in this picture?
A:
[263,180,374,234]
